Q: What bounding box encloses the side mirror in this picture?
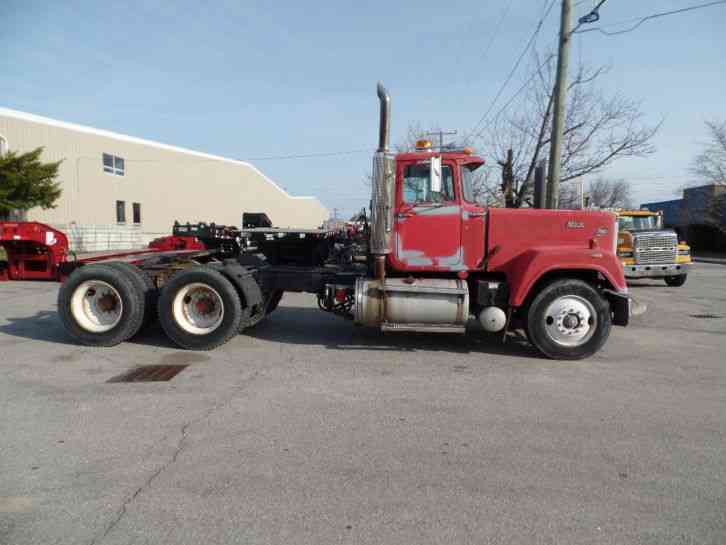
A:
[430,155,442,194]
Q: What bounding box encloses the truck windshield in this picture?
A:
[618,215,658,231]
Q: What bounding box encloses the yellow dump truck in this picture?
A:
[616,209,692,286]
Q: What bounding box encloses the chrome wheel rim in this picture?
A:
[543,295,596,347]
[172,283,224,335]
[70,280,123,333]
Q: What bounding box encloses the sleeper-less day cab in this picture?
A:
[2,84,640,359]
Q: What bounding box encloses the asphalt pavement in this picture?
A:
[1,264,724,545]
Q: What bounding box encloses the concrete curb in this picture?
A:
[694,258,726,265]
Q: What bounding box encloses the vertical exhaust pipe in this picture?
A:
[372,82,392,283]
[377,82,390,153]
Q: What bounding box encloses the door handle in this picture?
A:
[396,212,415,219]
[468,211,486,218]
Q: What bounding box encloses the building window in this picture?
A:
[0,135,7,157]
[103,153,125,176]
[133,202,141,224]
[116,200,126,223]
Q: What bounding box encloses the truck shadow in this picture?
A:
[0,311,77,345]
[627,280,678,289]
[0,311,179,349]
[0,306,542,358]
[249,305,542,359]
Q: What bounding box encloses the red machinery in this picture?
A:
[0,222,70,281]
[0,221,206,282]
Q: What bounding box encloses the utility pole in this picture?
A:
[426,130,457,150]
[545,0,572,209]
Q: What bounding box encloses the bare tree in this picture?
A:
[478,53,660,207]
[588,178,633,208]
[559,178,632,210]
[689,119,726,231]
[691,120,726,186]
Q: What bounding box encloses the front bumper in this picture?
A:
[623,262,690,279]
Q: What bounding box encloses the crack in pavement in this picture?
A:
[88,370,260,545]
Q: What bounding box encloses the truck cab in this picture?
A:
[615,209,691,286]
[389,142,486,272]
[361,82,635,360]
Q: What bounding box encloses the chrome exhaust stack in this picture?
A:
[370,82,395,263]
[377,82,390,153]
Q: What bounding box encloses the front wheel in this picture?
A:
[158,268,242,350]
[526,279,611,360]
[664,274,687,287]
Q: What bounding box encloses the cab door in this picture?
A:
[460,162,486,269]
[389,158,464,272]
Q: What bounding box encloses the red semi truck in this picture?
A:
[2,84,635,359]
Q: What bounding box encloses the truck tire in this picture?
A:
[526,279,611,360]
[103,262,158,329]
[158,267,242,350]
[664,274,687,287]
[57,264,145,347]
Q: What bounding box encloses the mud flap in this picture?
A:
[217,262,265,328]
[603,289,642,326]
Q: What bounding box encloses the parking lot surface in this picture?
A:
[1,264,724,545]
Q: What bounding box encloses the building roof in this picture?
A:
[0,107,322,204]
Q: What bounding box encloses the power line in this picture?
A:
[478,0,515,62]
[466,0,558,144]
[575,0,726,36]
[570,0,607,34]
[247,148,373,161]
[73,148,373,164]
[487,53,556,128]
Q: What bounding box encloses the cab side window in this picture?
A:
[462,165,477,203]
[403,163,454,204]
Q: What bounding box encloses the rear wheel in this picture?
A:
[664,274,687,287]
[103,262,158,330]
[526,279,611,360]
[58,264,145,346]
[158,268,242,350]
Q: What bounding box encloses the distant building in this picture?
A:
[0,108,328,251]
[642,184,726,250]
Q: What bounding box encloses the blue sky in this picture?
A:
[2,0,725,217]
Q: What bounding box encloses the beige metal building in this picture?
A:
[0,108,328,250]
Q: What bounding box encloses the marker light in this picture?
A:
[462,146,473,155]
[415,139,432,150]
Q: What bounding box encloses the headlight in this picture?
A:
[618,251,633,258]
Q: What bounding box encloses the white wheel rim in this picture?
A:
[70,280,123,333]
[172,282,224,335]
[543,295,597,347]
